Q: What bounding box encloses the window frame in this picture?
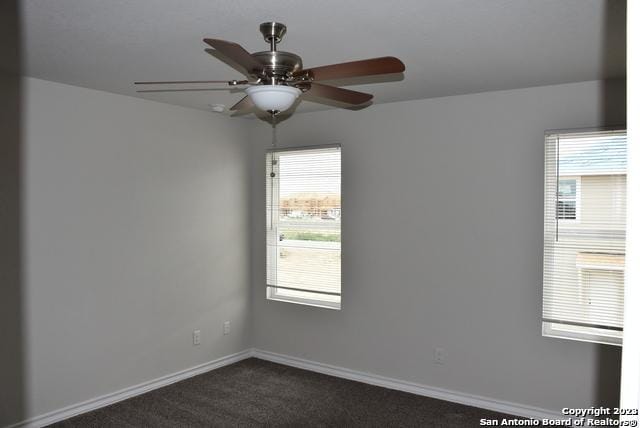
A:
[542,127,626,346]
[265,144,342,310]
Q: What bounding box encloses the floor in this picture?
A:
[51,358,519,427]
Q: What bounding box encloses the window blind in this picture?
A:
[543,129,627,345]
[266,145,341,309]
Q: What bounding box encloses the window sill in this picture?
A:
[542,321,622,346]
[267,294,341,311]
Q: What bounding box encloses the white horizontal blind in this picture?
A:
[266,146,341,309]
[543,129,627,345]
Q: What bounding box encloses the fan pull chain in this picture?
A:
[271,113,277,148]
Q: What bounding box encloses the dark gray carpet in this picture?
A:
[50,358,519,427]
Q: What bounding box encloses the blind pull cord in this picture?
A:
[269,114,277,231]
[555,135,559,242]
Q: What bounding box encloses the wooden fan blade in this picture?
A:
[302,83,373,105]
[134,80,235,85]
[205,49,250,78]
[203,39,263,77]
[230,95,254,111]
[294,57,405,81]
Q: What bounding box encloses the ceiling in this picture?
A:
[21,0,626,116]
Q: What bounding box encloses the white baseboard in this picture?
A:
[8,349,253,428]
[8,348,561,427]
[252,348,561,421]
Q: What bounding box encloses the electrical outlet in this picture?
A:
[193,329,201,345]
[223,321,231,335]
[434,347,445,364]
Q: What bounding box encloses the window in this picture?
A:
[556,177,580,221]
[543,129,627,345]
[266,145,341,309]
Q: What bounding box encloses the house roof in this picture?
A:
[559,136,627,176]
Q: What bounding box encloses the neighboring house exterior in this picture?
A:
[558,139,627,227]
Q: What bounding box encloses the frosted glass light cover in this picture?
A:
[245,85,301,112]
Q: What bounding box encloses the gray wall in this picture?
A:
[22,78,252,419]
[249,79,626,413]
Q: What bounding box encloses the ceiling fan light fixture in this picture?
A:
[245,85,301,112]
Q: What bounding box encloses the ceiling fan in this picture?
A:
[134,22,405,116]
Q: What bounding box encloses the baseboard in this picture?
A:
[252,348,561,421]
[8,347,561,427]
[8,349,253,428]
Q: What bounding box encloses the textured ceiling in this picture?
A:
[21,0,625,116]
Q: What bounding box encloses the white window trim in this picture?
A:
[542,321,622,347]
[267,289,341,310]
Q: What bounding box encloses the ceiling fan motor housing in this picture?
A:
[251,51,303,83]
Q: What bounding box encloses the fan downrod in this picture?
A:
[260,22,287,51]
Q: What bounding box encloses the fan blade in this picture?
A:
[230,95,254,111]
[135,80,236,85]
[205,49,251,78]
[203,39,263,77]
[302,83,372,105]
[294,56,405,81]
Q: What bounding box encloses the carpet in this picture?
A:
[50,357,519,427]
